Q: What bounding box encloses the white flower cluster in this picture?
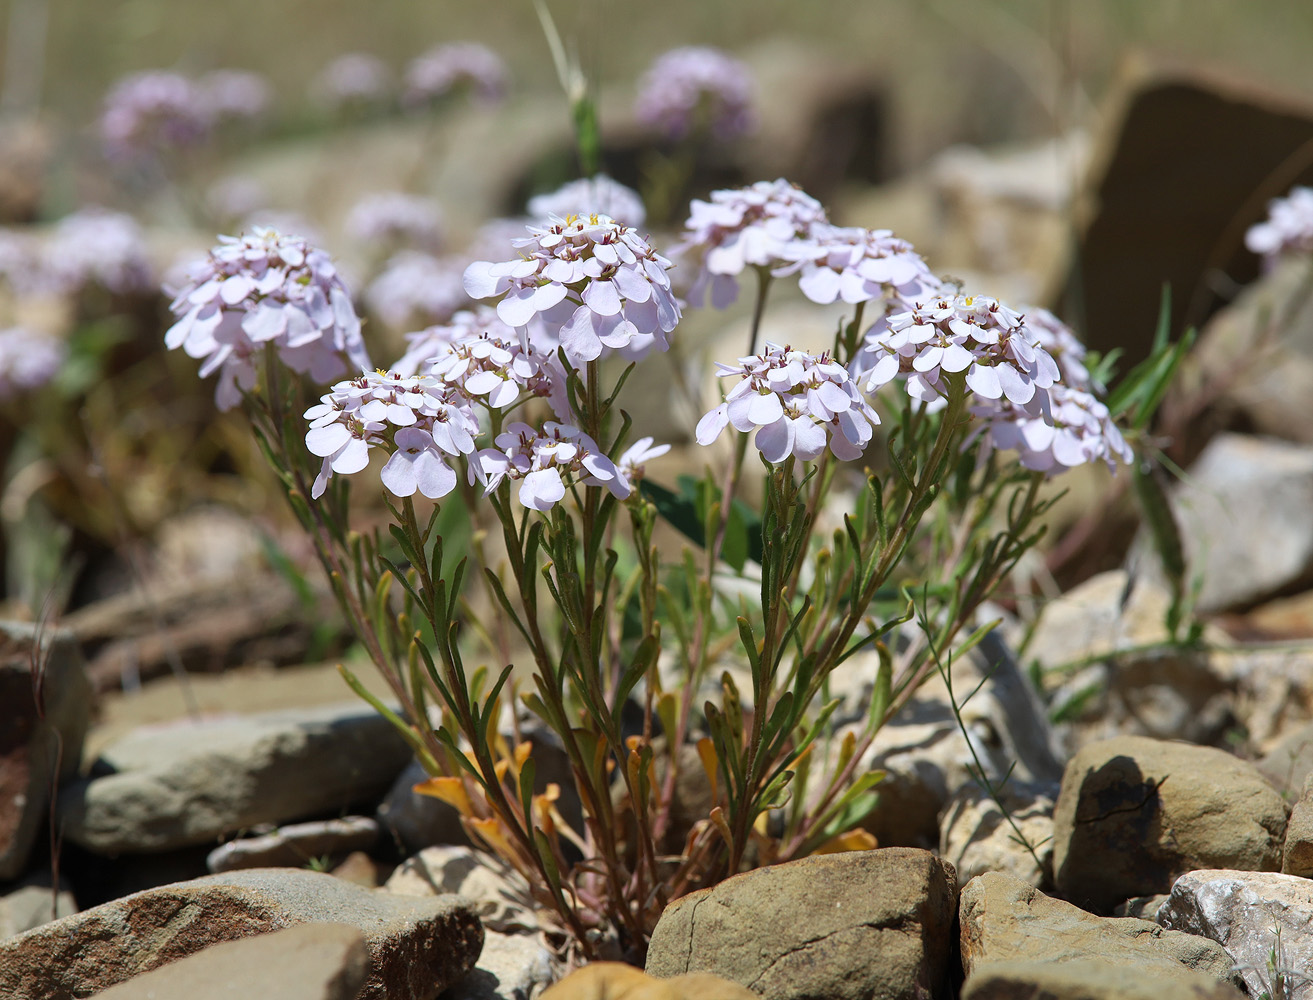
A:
[312,53,393,110]
[474,422,628,511]
[697,343,880,463]
[464,214,680,365]
[527,176,646,229]
[1246,185,1313,264]
[365,252,470,331]
[635,46,755,142]
[969,384,1132,474]
[346,192,445,252]
[165,228,370,409]
[0,326,66,400]
[779,223,938,305]
[404,43,508,107]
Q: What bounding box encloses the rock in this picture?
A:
[0,873,77,938]
[646,848,956,1000]
[544,962,759,1000]
[1258,719,1313,797]
[0,622,92,880]
[1220,644,1313,753]
[58,702,412,854]
[1113,895,1172,920]
[385,845,537,934]
[1026,570,1235,746]
[940,781,1055,888]
[961,959,1245,1000]
[960,872,1236,985]
[0,867,482,1000]
[88,922,369,1000]
[331,850,385,888]
[1158,869,1313,1000]
[1145,434,1313,615]
[1058,58,1313,369]
[441,929,560,1000]
[377,757,469,855]
[207,816,380,873]
[1051,736,1287,913]
[1283,776,1313,877]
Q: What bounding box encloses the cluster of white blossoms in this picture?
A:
[527,176,646,229]
[0,326,66,400]
[464,213,680,365]
[969,384,1133,474]
[404,42,508,107]
[365,252,470,331]
[696,343,880,463]
[473,422,628,511]
[778,224,939,305]
[634,46,755,142]
[346,192,445,252]
[311,53,393,111]
[1245,184,1313,264]
[164,228,370,409]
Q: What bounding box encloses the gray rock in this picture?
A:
[377,757,471,856]
[940,781,1055,888]
[385,845,538,935]
[1158,869,1313,1000]
[1258,718,1313,797]
[646,847,957,1000]
[440,930,560,1000]
[0,866,483,1000]
[207,816,380,873]
[0,874,77,939]
[1283,776,1313,877]
[1051,736,1287,913]
[88,922,369,1000]
[58,702,412,853]
[1221,645,1313,755]
[0,622,92,879]
[960,872,1236,985]
[961,958,1245,1000]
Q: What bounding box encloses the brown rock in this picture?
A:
[0,622,91,880]
[962,959,1245,1000]
[1051,736,1286,913]
[0,867,482,1000]
[89,923,369,1000]
[959,872,1235,984]
[646,848,956,1000]
[1282,775,1313,877]
[542,962,758,1000]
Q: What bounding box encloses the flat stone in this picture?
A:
[1283,776,1313,877]
[544,962,759,1000]
[207,816,379,873]
[1051,736,1286,913]
[58,702,412,854]
[940,782,1055,888]
[440,929,560,1000]
[1258,719,1313,797]
[1158,868,1313,1000]
[962,958,1245,1000]
[960,871,1236,985]
[646,848,956,1000]
[0,866,483,1000]
[385,845,537,934]
[0,622,92,879]
[0,874,77,939]
[89,922,369,1000]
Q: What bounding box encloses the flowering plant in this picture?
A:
[167,180,1149,961]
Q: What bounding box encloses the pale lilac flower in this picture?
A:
[0,326,66,398]
[635,46,754,142]
[45,208,153,296]
[474,421,628,511]
[312,53,393,109]
[305,369,479,499]
[464,214,680,366]
[404,43,509,107]
[242,211,324,246]
[678,179,828,308]
[465,217,532,263]
[346,192,444,252]
[165,227,370,410]
[970,384,1132,475]
[1021,306,1092,391]
[777,224,938,305]
[392,305,513,377]
[1246,185,1313,264]
[427,326,565,415]
[528,176,646,229]
[696,342,879,463]
[860,292,1059,411]
[365,251,470,330]
[200,70,272,122]
[616,436,670,490]
[100,71,212,163]
[0,229,49,296]
[206,175,270,223]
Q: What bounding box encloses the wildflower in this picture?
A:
[305,369,478,499]
[777,224,938,305]
[427,326,565,413]
[392,305,513,378]
[616,436,670,490]
[1020,306,1093,392]
[860,292,1059,410]
[696,342,880,462]
[970,384,1132,474]
[165,227,370,410]
[678,179,828,308]
[464,214,680,366]
[404,43,509,107]
[347,192,445,252]
[528,176,646,229]
[474,421,628,511]
[1246,185,1313,264]
[365,252,470,330]
[45,208,154,296]
[0,327,65,399]
[311,53,393,110]
[100,71,211,163]
[199,70,272,123]
[635,46,755,142]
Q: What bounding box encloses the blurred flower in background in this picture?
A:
[0,327,66,400]
[99,70,213,163]
[199,69,273,124]
[527,176,647,229]
[346,192,445,253]
[310,52,394,111]
[45,208,154,297]
[365,251,470,331]
[635,45,755,142]
[1246,184,1313,266]
[404,42,509,108]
